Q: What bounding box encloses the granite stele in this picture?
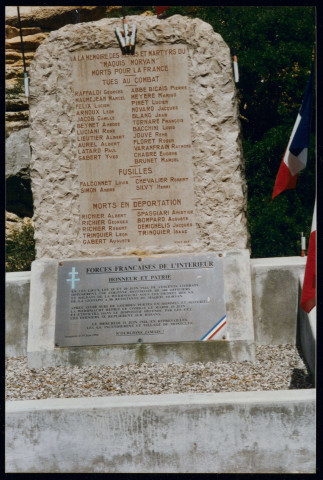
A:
[27,14,254,368]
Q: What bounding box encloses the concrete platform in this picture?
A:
[6,256,313,366]
[5,389,316,473]
[27,250,255,368]
[6,256,315,375]
[5,256,316,473]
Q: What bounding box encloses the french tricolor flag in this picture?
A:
[156,6,170,16]
[272,70,314,199]
[301,202,316,313]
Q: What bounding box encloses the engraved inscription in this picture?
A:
[71,45,196,248]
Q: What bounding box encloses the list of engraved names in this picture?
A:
[71,45,196,248]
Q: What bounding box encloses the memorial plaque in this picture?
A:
[72,44,197,249]
[55,253,226,346]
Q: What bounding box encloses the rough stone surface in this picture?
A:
[6,128,33,217]
[5,120,30,138]
[6,32,49,52]
[6,128,31,178]
[5,25,43,40]
[29,15,249,259]
[5,212,33,236]
[5,97,29,112]
[5,6,121,29]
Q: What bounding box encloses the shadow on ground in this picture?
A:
[289,345,314,389]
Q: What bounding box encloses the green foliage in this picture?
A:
[106,6,153,18]
[6,77,25,98]
[244,130,315,257]
[232,7,315,257]
[6,223,35,272]
[171,5,316,258]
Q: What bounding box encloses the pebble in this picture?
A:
[5,345,314,401]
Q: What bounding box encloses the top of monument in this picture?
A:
[28,14,248,259]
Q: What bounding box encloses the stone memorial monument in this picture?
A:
[27,14,254,368]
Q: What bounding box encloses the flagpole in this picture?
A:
[17,7,29,97]
[228,7,239,83]
[301,232,306,257]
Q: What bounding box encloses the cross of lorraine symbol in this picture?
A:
[66,267,80,289]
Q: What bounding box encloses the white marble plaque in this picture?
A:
[72,45,197,249]
[55,253,226,346]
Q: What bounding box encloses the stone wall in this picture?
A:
[5,7,122,136]
[5,6,121,228]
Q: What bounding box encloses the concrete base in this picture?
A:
[27,250,255,368]
[5,389,316,473]
[5,272,31,357]
[251,257,306,344]
[6,258,316,474]
[6,256,308,359]
[27,340,255,368]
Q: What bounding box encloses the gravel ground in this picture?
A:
[5,345,314,401]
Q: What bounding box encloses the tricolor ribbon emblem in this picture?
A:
[200,315,227,341]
